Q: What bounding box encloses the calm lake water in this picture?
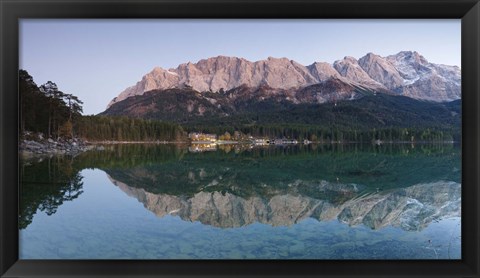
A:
[19,143,461,259]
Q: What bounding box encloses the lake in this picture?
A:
[19,143,461,259]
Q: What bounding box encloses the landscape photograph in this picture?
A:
[19,19,461,259]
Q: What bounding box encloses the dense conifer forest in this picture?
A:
[20,70,185,142]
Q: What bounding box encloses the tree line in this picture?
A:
[185,123,458,143]
[20,70,185,142]
[77,116,185,141]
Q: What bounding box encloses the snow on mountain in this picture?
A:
[107,51,461,109]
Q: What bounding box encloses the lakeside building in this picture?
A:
[188,132,217,142]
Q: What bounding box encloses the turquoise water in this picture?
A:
[19,144,461,259]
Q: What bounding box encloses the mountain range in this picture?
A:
[101,51,461,134]
[106,51,460,109]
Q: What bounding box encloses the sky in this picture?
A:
[20,19,461,115]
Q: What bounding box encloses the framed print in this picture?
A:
[1,0,479,277]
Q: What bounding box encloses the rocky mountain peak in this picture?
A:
[394,51,428,65]
[107,51,461,109]
[343,56,358,63]
[384,51,461,101]
[333,56,384,88]
[267,56,287,61]
[386,51,431,80]
[307,62,340,82]
[358,52,404,89]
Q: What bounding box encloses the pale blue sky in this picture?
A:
[20,19,461,115]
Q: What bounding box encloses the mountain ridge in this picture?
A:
[107,51,461,109]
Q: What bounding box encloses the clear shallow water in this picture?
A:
[19,144,461,259]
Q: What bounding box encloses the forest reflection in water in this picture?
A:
[19,143,461,259]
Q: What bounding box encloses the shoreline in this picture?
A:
[85,140,189,145]
[19,137,460,157]
[20,137,96,157]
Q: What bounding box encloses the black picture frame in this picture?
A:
[1,0,479,277]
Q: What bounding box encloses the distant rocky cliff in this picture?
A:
[107,51,460,109]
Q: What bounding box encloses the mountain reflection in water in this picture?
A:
[19,143,461,259]
[111,177,460,231]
